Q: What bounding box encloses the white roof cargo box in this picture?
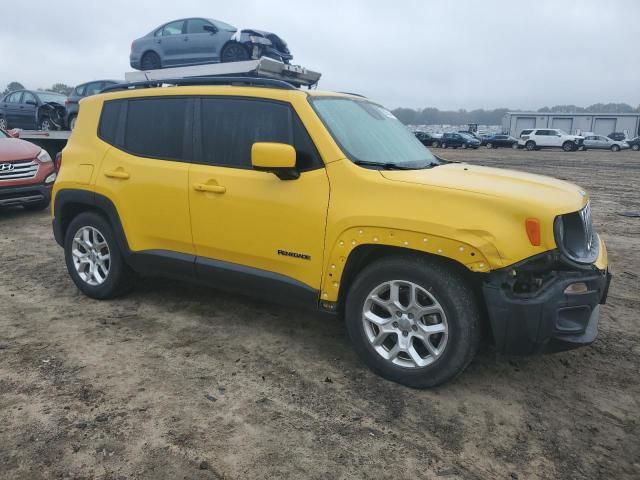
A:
[124,57,321,88]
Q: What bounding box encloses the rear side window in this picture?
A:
[199,98,291,168]
[98,100,123,145]
[124,98,188,161]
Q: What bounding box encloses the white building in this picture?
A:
[502,112,640,138]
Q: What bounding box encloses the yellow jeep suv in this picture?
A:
[52,78,610,387]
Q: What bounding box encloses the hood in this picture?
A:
[0,138,41,162]
[380,163,587,214]
[238,28,289,52]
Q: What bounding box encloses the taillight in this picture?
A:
[54,152,62,171]
[64,97,70,106]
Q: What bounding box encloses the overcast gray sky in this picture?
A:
[2,0,639,110]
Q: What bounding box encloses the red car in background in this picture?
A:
[0,128,57,210]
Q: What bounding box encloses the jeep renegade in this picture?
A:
[52,79,610,388]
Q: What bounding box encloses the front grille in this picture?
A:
[0,160,39,181]
[554,202,598,264]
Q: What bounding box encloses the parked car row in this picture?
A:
[415,131,518,149]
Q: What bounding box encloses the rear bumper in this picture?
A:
[0,184,51,207]
[483,254,611,355]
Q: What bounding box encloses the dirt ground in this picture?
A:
[1,147,639,480]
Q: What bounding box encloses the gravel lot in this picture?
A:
[1,147,639,479]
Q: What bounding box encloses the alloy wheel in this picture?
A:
[362,280,449,368]
[72,226,111,286]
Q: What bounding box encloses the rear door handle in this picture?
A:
[194,183,226,194]
[104,170,130,180]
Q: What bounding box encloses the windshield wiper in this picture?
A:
[353,160,434,170]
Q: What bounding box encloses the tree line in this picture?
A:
[2,81,73,96]
[392,103,640,125]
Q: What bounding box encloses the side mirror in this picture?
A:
[203,25,218,34]
[251,142,299,180]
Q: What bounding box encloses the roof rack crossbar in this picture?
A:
[101,76,297,94]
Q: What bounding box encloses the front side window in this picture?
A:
[22,92,37,104]
[125,97,188,160]
[311,97,439,169]
[37,92,66,104]
[200,98,291,168]
[186,18,212,34]
[162,21,184,36]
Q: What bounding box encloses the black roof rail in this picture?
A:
[101,76,298,94]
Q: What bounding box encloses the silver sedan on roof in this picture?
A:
[583,135,629,152]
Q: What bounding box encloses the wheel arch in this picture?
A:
[322,227,493,307]
[53,189,129,255]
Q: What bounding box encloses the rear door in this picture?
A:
[188,97,330,293]
[94,96,194,257]
[4,91,23,128]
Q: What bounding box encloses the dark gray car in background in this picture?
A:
[130,17,293,70]
[65,80,120,130]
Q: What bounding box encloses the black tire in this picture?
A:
[39,118,51,131]
[461,143,468,149]
[345,255,481,388]
[562,141,575,152]
[141,51,161,70]
[221,42,251,63]
[442,143,448,149]
[64,211,133,300]
[525,141,536,151]
[486,143,493,149]
[611,144,620,152]
[68,114,77,131]
[23,199,50,211]
[511,143,519,150]
[0,116,7,131]
[631,144,640,151]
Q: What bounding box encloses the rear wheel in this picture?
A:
[562,141,576,152]
[141,51,161,70]
[345,256,481,388]
[64,212,133,299]
[461,143,468,149]
[511,142,519,149]
[526,141,536,151]
[0,117,7,130]
[221,43,251,62]
[431,141,439,148]
[486,142,493,149]
[631,144,640,151]
[68,115,77,130]
[611,144,620,152]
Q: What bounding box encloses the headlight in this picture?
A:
[554,202,599,264]
[37,149,52,163]
[248,35,272,46]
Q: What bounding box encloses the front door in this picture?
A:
[94,97,194,256]
[20,91,38,129]
[188,97,330,293]
[184,18,221,63]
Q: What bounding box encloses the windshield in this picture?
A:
[38,92,66,104]
[311,97,440,169]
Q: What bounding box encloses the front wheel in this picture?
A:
[39,118,51,131]
[631,144,640,151]
[221,43,251,62]
[431,141,439,148]
[611,144,620,152]
[461,143,468,149]
[345,256,481,388]
[486,143,493,149]
[562,141,576,152]
[64,212,133,299]
[525,141,536,151]
[511,143,519,149]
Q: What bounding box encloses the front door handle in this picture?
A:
[194,183,226,194]
[104,170,130,180]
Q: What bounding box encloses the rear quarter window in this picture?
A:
[98,100,124,145]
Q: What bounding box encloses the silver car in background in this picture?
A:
[583,135,629,152]
[130,17,293,70]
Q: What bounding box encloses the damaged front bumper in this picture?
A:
[483,250,611,355]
